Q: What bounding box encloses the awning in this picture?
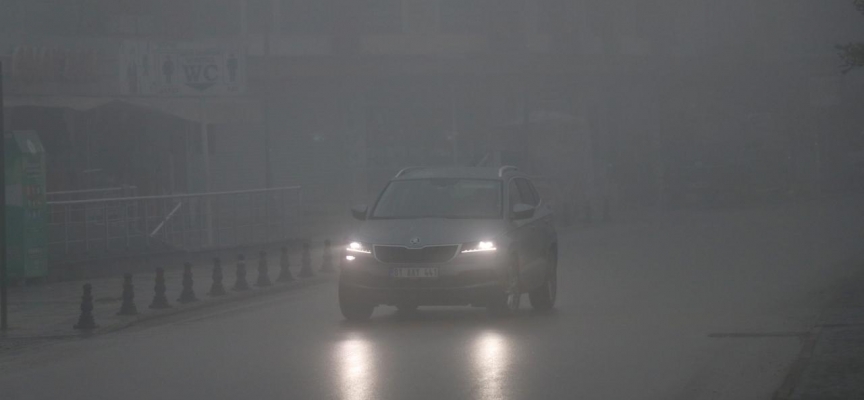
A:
[3,95,263,124]
[2,95,114,111]
[119,97,263,124]
[500,110,580,127]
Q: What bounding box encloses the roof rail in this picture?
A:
[498,166,518,177]
[395,167,424,178]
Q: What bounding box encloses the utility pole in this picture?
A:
[200,96,213,246]
[450,84,458,166]
[262,0,275,188]
[1,60,8,331]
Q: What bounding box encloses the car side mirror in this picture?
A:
[351,205,368,221]
[511,203,536,220]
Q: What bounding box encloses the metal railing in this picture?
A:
[47,186,139,202]
[47,187,303,264]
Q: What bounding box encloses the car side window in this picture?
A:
[508,180,523,212]
[515,178,539,207]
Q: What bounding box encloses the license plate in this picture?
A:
[390,267,439,279]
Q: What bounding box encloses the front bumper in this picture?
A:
[339,253,505,306]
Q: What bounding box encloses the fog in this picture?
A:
[2,1,864,400]
[2,1,863,214]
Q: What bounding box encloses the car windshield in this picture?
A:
[371,179,502,219]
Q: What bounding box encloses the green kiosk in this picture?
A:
[4,131,48,282]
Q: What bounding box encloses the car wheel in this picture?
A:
[529,249,557,311]
[488,253,521,316]
[339,283,374,321]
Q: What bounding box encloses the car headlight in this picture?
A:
[346,242,372,255]
[461,241,497,253]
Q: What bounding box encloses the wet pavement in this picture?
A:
[785,267,864,400]
[1,196,863,400]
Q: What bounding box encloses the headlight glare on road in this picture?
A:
[461,241,497,253]
[345,255,356,261]
[347,242,371,254]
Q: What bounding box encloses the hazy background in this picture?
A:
[2,0,863,236]
[4,3,864,399]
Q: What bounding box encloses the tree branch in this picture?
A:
[837,43,864,73]
[837,1,864,73]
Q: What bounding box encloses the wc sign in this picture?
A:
[121,41,246,96]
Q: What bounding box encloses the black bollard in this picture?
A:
[299,242,314,278]
[74,283,98,330]
[256,250,272,287]
[208,257,226,296]
[276,245,294,282]
[320,239,335,273]
[117,273,138,316]
[177,262,198,303]
[149,267,171,309]
[233,254,250,291]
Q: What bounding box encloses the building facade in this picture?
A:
[2,0,863,229]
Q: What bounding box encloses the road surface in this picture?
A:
[2,197,863,400]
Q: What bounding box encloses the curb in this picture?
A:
[771,254,864,400]
[771,326,824,400]
[2,274,338,341]
[100,274,337,334]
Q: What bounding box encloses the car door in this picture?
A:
[507,179,534,288]
[522,178,555,261]
[513,178,547,288]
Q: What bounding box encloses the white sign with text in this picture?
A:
[120,42,246,96]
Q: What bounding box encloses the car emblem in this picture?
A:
[409,237,422,246]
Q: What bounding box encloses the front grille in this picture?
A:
[374,245,459,264]
[343,268,497,289]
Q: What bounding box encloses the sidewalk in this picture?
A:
[778,266,864,400]
[0,243,340,347]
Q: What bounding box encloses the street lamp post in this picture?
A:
[450,84,458,166]
[1,60,8,331]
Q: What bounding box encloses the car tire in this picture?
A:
[339,283,374,321]
[487,252,521,316]
[529,249,557,311]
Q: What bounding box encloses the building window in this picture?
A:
[0,1,21,33]
[358,0,402,34]
[247,0,273,34]
[487,0,524,38]
[73,0,240,37]
[21,0,81,35]
[76,0,120,36]
[281,0,335,34]
[196,0,241,37]
[537,0,572,35]
[440,0,487,34]
[441,0,491,33]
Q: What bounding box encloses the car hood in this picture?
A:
[353,218,509,246]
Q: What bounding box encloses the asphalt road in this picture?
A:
[2,197,863,400]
